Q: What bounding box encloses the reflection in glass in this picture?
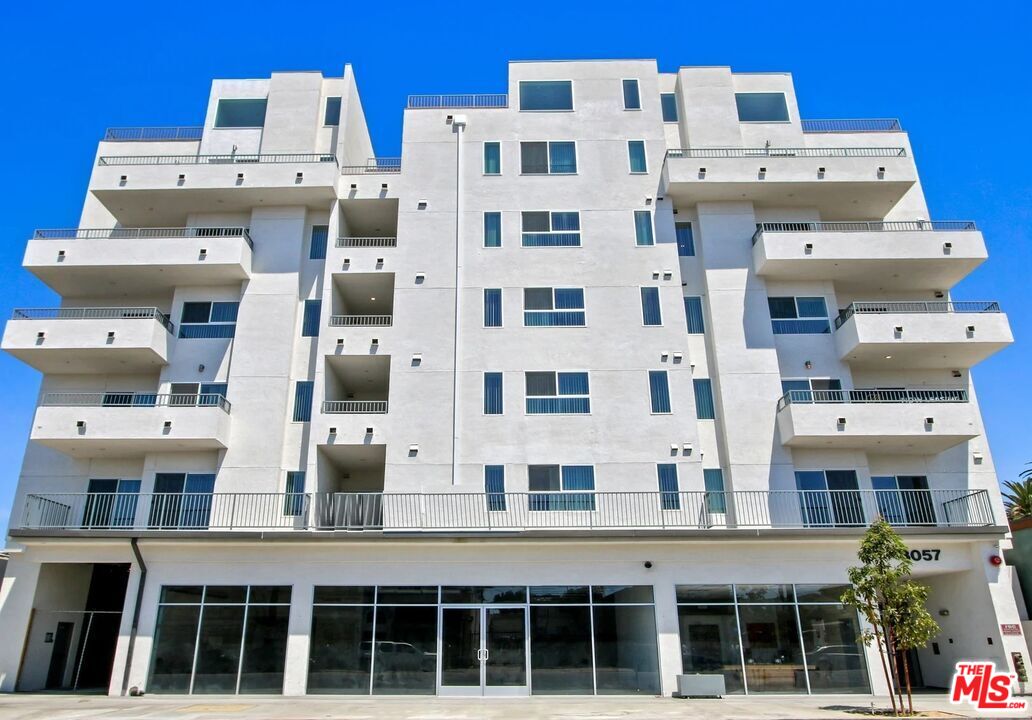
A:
[677,604,745,693]
[530,606,593,694]
[737,604,806,693]
[592,605,660,694]
[148,605,200,693]
[238,604,290,693]
[735,584,795,604]
[676,585,734,604]
[529,586,590,604]
[591,585,654,604]
[313,586,375,605]
[441,608,481,687]
[308,606,374,693]
[192,605,245,693]
[799,605,870,693]
[486,608,527,687]
[372,606,438,694]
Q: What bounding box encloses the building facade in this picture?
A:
[0,60,1026,698]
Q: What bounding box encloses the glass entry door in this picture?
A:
[439,606,528,696]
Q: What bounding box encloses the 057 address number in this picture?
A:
[908,549,941,561]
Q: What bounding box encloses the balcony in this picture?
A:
[336,236,397,248]
[340,158,401,175]
[12,488,997,535]
[322,355,390,425]
[103,126,204,142]
[322,400,388,414]
[662,147,916,218]
[25,227,252,296]
[406,94,508,109]
[776,388,978,453]
[91,152,338,226]
[752,221,986,289]
[834,301,1012,369]
[30,392,231,457]
[3,307,173,373]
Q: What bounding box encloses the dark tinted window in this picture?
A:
[519,81,573,111]
[324,97,342,126]
[735,93,789,122]
[215,98,268,128]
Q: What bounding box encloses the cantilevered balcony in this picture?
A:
[752,221,987,289]
[3,307,173,373]
[776,388,978,453]
[12,488,996,535]
[30,392,231,457]
[834,301,1012,369]
[662,146,916,218]
[25,227,252,296]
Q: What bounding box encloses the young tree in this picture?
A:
[887,581,940,715]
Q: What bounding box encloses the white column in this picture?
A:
[0,556,41,692]
[282,582,313,695]
[653,578,682,696]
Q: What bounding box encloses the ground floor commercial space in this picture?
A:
[0,533,1027,698]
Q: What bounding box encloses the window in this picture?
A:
[795,470,862,527]
[214,98,268,128]
[521,211,581,247]
[293,380,314,422]
[694,379,715,419]
[519,80,573,111]
[780,378,842,404]
[656,464,680,510]
[520,141,576,174]
[640,287,662,326]
[704,469,726,513]
[324,97,342,126]
[310,225,328,260]
[628,140,648,173]
[83,478,140,528]
[523,288,585,326]
[302,299,321,337]
[661,93,678,122]
[525,371,590,414]
[485,465,506,511]
[649,371,671,413]
[483,212,502,247]
[484,288,502,327]
[179,301,239,338]
[168,382,228,407]
[675,222,695,256]
[622,79,641,110]
[149,473,216,529]
[484,372,503,414]
[768,296,830,334]
[528,465,595,511]
[684,297,705,334]
[483,142,501,174]
[735,92,790,122]
[284,471,305,516]
[872,475,934,526]
[633,210,654,246]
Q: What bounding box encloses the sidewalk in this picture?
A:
[0,693,986,719]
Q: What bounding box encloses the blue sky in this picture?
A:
[1,2,1029,537]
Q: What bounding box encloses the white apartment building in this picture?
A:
[0,60,1026,699]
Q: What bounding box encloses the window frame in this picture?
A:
[483,141,502,175]
[301,299,321,338]
[627,140,648,174]
[524,370,591,415]
[768,296,831,335]
[694,378,716,420]
[518,80,574,112]
[213,98,268,129]
[483,288,503,328]
[527,465,596,509]
[520,210,582,247]
[657,464,680,510]
[485,465,506,511]
[622,79,641,111]
[178,301,240,339]
[675,221,695,257]
[323,97,342,126]
[483,372,504,415]
[683,296,705,334]
[519,141,578,175]
[640,286,663,326]
[648,370,672,414]
[734,92,791,123]
[703,468,727,513]
[660,93,678,123]
[633,210,655,247]
[483,211,502,248]
[522,287,586,327]
[309,224,329,260]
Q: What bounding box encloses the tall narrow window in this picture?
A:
[661,93,678,122]
[634,211,654,246]
[284,471,305,516]
[676,222,695,256]
[640,287,662,326]
[649,370,671,413]
[484,289,502,327]
[310,225,328,260]
[302,299,321,337]
[628,140,648,173]
[657,464,679,510]
[484,372,503,415]
[684,297,705,334]
[519,81,573,111]
[704,469,726,513]
[622,79,641,110]
[484,142,501,175]
[694,379,715,419]
[324,97,342,126]
[484,212,502,247]
[293,381,314,422]
[485,465,506,511]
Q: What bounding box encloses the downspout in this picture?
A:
[120,537,147,695]
[450,115,467,486]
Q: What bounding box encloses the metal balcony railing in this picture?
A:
[835,301,1002,328]
[40,392,232,412]
[801,119,903,134]
[407,94,508,109]
[103,127,204,142]
[321,400,388,414]
[328,315,393,327]
[16,488,995,532]
[11,306,174,334]
[97,153,337,166]
[336,237,398,248]
[751,220,977,245]
[778,388,968,410]
[341,158,401,174]
[666,147,907,159]
[33,227,253,249]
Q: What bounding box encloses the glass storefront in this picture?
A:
[675,584,870,694]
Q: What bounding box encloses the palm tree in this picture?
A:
[1002,464,1032,520]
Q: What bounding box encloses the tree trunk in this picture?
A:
[902,651,914,715]
[870,603,898,716]
[884,622,903,715]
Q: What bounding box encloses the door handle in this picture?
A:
[476,648,485,662]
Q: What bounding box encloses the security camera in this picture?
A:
[643,561,653,569]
